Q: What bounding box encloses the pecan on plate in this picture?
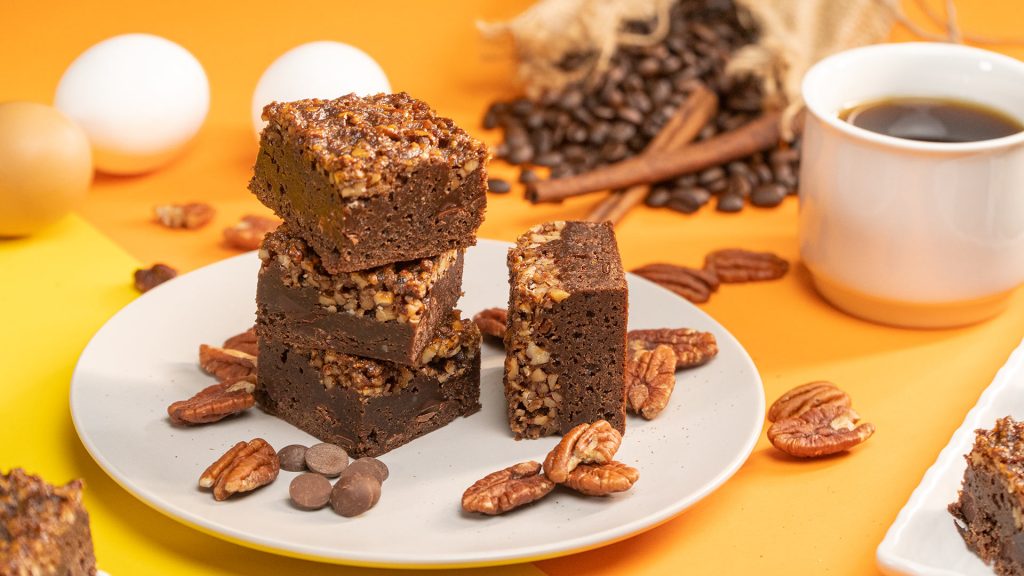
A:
[223,215,281,251]
[199,438,279,501]
[153,202,215,229]
[133,263,178,293]
[564,461,639,496]
[167,379,256,425]
[767,405,875,458]
[473,308,507,341]
[628,328,718,369]
[543,420,622,484]
[199,344,257,382]
[768,381,851,423]
[223,326,258,357]
[704,249,789,283]
[631,263,719,303]
[461,461,555,515]
[626,345,677,420]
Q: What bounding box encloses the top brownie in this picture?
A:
[250,92,488,273]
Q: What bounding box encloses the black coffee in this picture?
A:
[839,97,1023,143]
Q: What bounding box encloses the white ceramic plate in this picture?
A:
[878,338,1024,576]
[71,239,765,568]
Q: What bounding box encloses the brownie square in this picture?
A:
[1,469,96,575]
[250,92,488,274]
[255,313,482,457]
[503,221,628,440]
[950,416,1024,576]
[256,224,465,365]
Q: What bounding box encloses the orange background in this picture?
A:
[1,1,1023,574]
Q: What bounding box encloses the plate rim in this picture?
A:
[70,240,766,568]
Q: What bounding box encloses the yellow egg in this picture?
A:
[0,102,92,236]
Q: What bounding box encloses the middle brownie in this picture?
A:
[257,224,464,365]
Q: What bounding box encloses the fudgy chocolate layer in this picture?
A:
[951,464,1024,576]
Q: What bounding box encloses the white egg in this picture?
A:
[251,41,390,138]
[55,33,209,175]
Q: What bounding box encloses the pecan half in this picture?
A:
[543,420,622,484]
[133,263,178,293]
[199,344,257,383]
[768,381,851,423]
[167,379,256,425]
[704,249,789,283]
[153,202,215,229]
[223,326,258,357]
[626,345,677,420]
[767,405,875,458]
[628,328,718,369]
[223,215,281,251]
[564,461,639,496]
[632,263,719,303]
[461,461,555,515]
[473,308,507,341]
[199,438,279,501]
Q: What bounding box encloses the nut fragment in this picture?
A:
[704,249,789,283]
[768,381,851,423]
[461,461,555,515]
[625,345,677,420]
[133,264,178,293]
[199,438,279,501]
[632,263,719,303]
[223,215,281,251]
[473,308,508,340]
[167,379,256,425]
[153,202,215,229]
[767,405,875,458]
[628,328,718,369]
[543,420,622,484]
[223,326,258,356]
[564,461,639,496]
[199,344,257,383]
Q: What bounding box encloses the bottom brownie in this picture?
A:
[256,314,482,457]
[950,417,1024,576]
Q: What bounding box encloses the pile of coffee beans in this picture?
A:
[280,442,389,518]
[484,0,801,214]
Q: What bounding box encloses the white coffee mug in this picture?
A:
[799,42,1024,328]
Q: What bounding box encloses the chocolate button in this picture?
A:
[289,473,331,510]
[343,457,389,483]
[278,444,308,472]
[305,443,348,477]
[331,474,381,517]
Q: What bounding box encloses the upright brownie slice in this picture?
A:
[951,416,1024,576]
[256,313,482,457]
[1,469,96,575]
[504,221,628,440]
[256,224,465,365]
[250,92,487,273]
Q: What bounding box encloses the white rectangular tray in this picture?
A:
[877,338,1024,575]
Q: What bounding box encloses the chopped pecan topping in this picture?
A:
[628,328,718,369]
[223,326,258,357]
[199,344,257,383]
[632,263,719,303]
[768,381,851,423]
[704,249,789,283]
[473,308,508,340]
[199,438,279,501]
[223,215,281,251]
[167,379,255,425]
[153,202,215,229]
[626,345,677,420]
[543,420,622,484]
[133,263,178,293]
[767,405,875,458]
[564,461,639,496]
[461,461,555,515]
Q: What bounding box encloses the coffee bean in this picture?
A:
[482,105,500,130]
[278,444,308,472]
[519,169,539,184]
[716,193,745,212]
[344,457,389,483]
[751,183,787,207]
[305,443,348,477]
[667,187,710,214]
[510,98,533,116]
[698,166,725,186]
[617,107,645,126]
[488,178,511,194]
[331,474,381,517]
[728,172,752,198]
[505,144,533,165]
[533,151,563,168]
[289,473,332,510]
[645,187,672,208]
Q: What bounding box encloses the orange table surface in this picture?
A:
[2,1,1024,574]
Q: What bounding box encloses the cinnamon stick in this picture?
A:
[587,83,718,223]
[528,109,785,204]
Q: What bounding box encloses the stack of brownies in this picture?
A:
[248,92,488,457]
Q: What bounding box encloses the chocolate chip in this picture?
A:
[344,458,389,483]
[487,178,512,194]
[289,473,332,510]
[331,474,381,517]
[278,444,308,472]
[305,443,348,477]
